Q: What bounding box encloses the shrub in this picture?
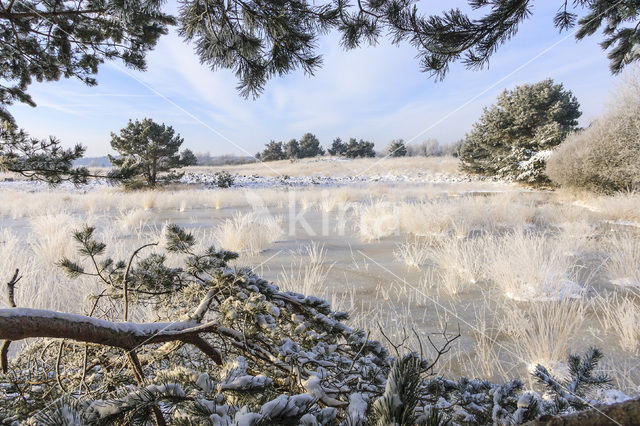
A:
[459,79,581,184]
[213,170,234,188]
[546,69,640,193]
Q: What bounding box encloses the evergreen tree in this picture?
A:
[388,139,407,157]
[178,0,640,98]
[180,148,198,166]
[298,133,324,158]
[459,79,580,184]
[328,137,347,156]
[0,0,637,117]
[261,140,286,161]
[0,0,174,124]
[108,118,186,188]
[285,138,301,159]
[345,138,376,158]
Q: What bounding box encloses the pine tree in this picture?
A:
[285,138,301,159]
[108,118,186,188]
[459,79,581,184]
[388,139,407,157]
[261,140,286,161]
[328,137,347,156]
[345,138,376,158]
[298,133,324,158]
[4,0,640,184]
[180,148,198,166]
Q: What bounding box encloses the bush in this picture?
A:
[547,69,640,193]
[214,170,234,188]
[459,79,581,184]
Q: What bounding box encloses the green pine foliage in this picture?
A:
[345,138,376,158]
[388,139,407,157]
[298,133,324,158]
[180,148,198,166]
[260,140,286,162]
[0,0,174,123]
[177,0,640,98]
[285,138,301,159]
[328,138,347,156]
[108,118,188,188]
[459,79,581,184]
[213,170,235,188]
[0,123,89,185]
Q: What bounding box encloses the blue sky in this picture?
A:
[9,1,623,157]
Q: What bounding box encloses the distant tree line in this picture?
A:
[257,133,377,161]
[383,139,461,158]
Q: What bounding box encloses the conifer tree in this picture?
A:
[298,133,324,158]
[108,118,186,188]
[180,148,198,166]
[388,139,407,157]
[261,140,286,161]
[285,138,301,159]
[328,137,347,156]
[0,123,88,184]
[459,79,580,184]
[345,138,376,158]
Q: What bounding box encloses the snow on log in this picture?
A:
[0,308,222,365]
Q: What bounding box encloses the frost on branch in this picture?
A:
[0,225,620,424]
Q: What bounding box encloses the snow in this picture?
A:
[598,389,632,405]
[0,307,202,335]
[0,166,492,194]
[347,393,369,421]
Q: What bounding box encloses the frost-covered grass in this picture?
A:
[498,298,589,383]
[186,155,462,178]
[2,169,640,395]
[605,233,640,288]
[596,293,640,353]
[484,231,588,301]
[278,243,333,298]
[213,212,283,255]
[393,238,431,269]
